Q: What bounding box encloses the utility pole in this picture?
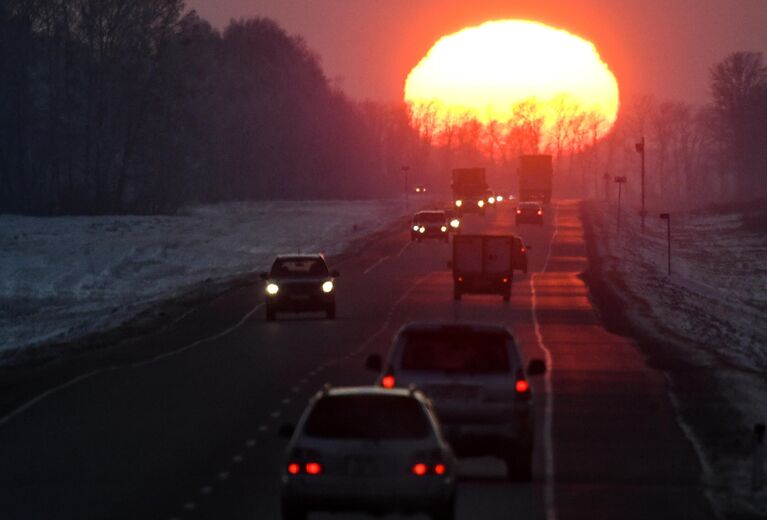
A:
[401,165,410,210]
[660,213,671,275]
[615,176,627,233]
[636,137,646,233]
[603,172,610,202]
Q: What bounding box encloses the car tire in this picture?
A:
[281,501,307,520]
[266,306,276,322]
[453,289,462,301]
[504,447,533,481]
[430,497,456,520]
[326,303,336,320]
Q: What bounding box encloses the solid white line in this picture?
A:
[530,203,559,520]
[363,255,390,275]
[396,241,412,258]
[0,302,265,428]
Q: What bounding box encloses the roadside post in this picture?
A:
[636,137,646,234]
[660,213,671,275]
[614,176,627,233]
[754,423,765,492]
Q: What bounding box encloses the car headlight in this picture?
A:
[455,200,462,207]
[322,280,334,293]
[440,225,447,232]
[412,225,419,231]
[478,200,485,208]
[450,218,460,228]
[488,196,495,204]
[418,226,425,233]
[266,283,279,295]
[496,195,503,201]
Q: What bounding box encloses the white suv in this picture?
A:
[366,322,546,480]
[279,386,457,520]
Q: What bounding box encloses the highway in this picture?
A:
[0,201,714,520]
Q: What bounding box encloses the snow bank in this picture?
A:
[0,199,410,363]
[583,200,767,518]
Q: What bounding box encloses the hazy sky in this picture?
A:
[187,0,767,106]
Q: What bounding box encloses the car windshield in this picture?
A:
[415,212,445,222]
[303,395,432,439]
[401,330,511,373]
[520,203,540,209]
[270,258,328,277]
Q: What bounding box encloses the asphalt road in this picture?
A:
[0,200,714,520]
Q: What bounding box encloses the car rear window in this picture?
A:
[303,395,431,439]
[400,331,511,373]
[271,258,328,277]
[415,212,445,222]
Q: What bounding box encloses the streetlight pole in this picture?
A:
[614,176,627,233]
[636,137,646,234]
[401,165,410,210]
[660,213,671,275]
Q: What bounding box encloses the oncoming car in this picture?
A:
[260,254,339,321]
[411,210,450,242]
[366,322,546,480]
[415,184,427,194]
[516,201,544,225]
[279,386,457,520]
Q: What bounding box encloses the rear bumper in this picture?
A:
[267,294,334,311]
[454,276,511,295]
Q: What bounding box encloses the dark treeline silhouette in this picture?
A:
[0,2,419,215]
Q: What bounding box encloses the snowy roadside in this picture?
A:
[581,200,767,519]
[0,199,414,366]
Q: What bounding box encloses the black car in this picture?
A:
[261,254,339,321]
[515,201,543,225]
[411,210,450,242]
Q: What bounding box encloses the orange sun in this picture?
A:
[404,20,619,137]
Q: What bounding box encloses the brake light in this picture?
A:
[457,276,463,282]
[381,374,396,389]
[434,463,446,475]
[305,462,323,475]
[287,463,300,475]
[516,379,529,393]
[411,463,428,476]
[537,210,543,215]
[502,277,509,283]
[516,209,522,214]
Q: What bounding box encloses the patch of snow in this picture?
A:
[0,199,411,363]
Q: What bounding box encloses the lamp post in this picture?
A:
[614,176,627,233]
[401,165,410,210]
[636,137,646,234]
[660,213,671,275]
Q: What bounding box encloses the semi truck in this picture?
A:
[518,155,552,204]
[451,167,488,215]
[450,235,527,302]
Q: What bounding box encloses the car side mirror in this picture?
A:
[527,359,546,376]
[365,354,382,372]
[278,423,295,439]
[259,272,269,280]
[446,260,453,269]
[331,270,340,277]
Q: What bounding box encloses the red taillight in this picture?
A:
[381,374,396,389]
[411,463,428,476]
[516,379,529,393]
[516,209,522,214]
[537,210,543,215]
[287,463,300,475]
[305,462,323,475]
[520,247,526,253]
[502,277,509,283]
[457,276,464,282]
[434,463,446,475]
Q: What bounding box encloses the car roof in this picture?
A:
[519,201,541,207]
[274,253,325,261]
[414,210,445,216]
[397,321,513,337]
[312,385,429,403]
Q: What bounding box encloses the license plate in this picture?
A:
[427,385,480,401]
[345,456,379,476]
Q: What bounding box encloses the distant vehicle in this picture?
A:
[516,201,544,225]
[366,322,547,481]
[411,210,449,242]
[414,185,427,194]
[279,386,457,520]
[443,209,461,232]
[450,235,515,301]
[512,236,529,274]
[484,189,497,207]
[518,154,553,204]
[261,254,339,321]
[451,168,487,215]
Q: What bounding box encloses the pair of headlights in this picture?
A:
[266,281,334,295]
[412,225,448,233]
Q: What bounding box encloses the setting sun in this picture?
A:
[405,20,620,138]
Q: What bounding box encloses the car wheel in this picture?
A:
[504,447,533,481]
[281,500,307,520]
[326,303,336,320]
[266,306,276,322]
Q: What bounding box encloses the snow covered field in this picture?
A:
[582,200,767,518]
[0,199,410,365]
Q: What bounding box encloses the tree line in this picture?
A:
[0,1,421,215]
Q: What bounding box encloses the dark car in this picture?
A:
[512,236,529,274]
[411,210,449,242]
[366,322,546,481]
[414,184,427,194]
[261,254,339,321]
[515,201,543,225]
